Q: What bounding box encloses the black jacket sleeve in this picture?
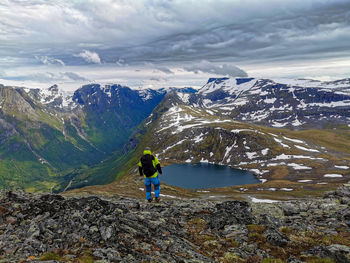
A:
[139,166,143,176]
[156,164,162,174]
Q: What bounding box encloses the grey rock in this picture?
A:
[327,244,350,263]
[0,184,349,262]
[208,201,253,230]
[287,256,305,263]
[223,224,248,243]
[304,244,350,263]
[99,226,114,241]
[93,248,122,261]
[281,202,300,216]
[265,228,289,247]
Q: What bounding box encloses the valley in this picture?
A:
[65,77,350,201]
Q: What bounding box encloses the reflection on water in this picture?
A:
[161,163,259,189]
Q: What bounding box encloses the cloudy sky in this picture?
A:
[1,0,350,90]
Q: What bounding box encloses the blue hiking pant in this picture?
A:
[144,176,160,200]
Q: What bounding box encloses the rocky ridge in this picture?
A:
[0,183,349,262]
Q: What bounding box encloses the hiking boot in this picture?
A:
[155,197,160,203]
[147,198,153,203]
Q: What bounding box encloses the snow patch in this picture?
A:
[280,188,293,191]
[192,133,205,143]
[335,165,349,169]
[249,169,269,175]
[292,117,304,127]
[287,163,312,170]
[264,98,276,104]
[223,142,235,161]
[177,92,190,103]
[246,152,258,159]
[250,197,279,203]
[271,122,288,128]
[323,174,343,178]
[261,148,269,155]
[283,136,306,144]
[273,154,324,161]
[274,138,290,148]
[159,194,177,199]
[162,139,187,153]
[295,145,319,152]
[267,162,286,167]
[308,101,350,107]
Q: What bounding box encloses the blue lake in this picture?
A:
[161,163,260,189]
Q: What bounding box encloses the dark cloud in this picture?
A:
[0,72,88,82]
[1,0,350,85]
[96,0,350,66]
[62,72,88,81]
[149,77,161,82]
[155,66,174,74]
[148,77,168,82]
[184,60,247,78]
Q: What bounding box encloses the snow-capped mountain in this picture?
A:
[125,78,350,192]
[1,77,350,192]
[184,77,350,129]
[24,84,76,110]
[23,84,166,111]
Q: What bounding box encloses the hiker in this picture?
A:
[139,147,162,202]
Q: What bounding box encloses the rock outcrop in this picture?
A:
[0,183,349,262]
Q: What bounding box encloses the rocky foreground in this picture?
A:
[0,184,349,263]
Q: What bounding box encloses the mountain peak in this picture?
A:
[199,77,257,95]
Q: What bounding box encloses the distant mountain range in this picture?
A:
[187,77,350,129]
[0,77,349,192]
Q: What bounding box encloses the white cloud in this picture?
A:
[74,50,101,64]
[35,56,65,66]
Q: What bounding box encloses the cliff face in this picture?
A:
[0,184,349,262]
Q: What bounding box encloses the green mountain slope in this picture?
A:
[0,84,165,192]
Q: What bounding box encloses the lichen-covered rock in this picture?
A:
[0,184,349,262]
[264,227,289,247]
[208,201,253,230]
[304,244,350,263]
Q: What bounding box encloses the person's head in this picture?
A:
[144,147,152,155]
